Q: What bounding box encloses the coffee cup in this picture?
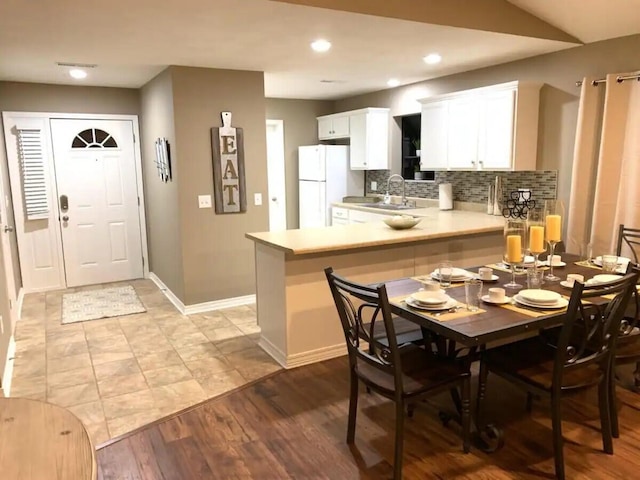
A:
[488,287,506,302]
[566,273,584,287]
[548,254,562,266]
[478,267,493,281]
[421,279,440,291]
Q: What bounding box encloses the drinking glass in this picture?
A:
[601,254,618,273]
[544,200,565,282]
[465,278,483,311]
[526,268,544,289]
[526,207,546,274]
[438,261,453,288]
[503,218,526,290]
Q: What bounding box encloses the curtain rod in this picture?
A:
[575,72,640,87]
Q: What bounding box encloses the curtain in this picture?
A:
[567,73,640,258]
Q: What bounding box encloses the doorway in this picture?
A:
[266,119,287,231]
[2,112,148,293]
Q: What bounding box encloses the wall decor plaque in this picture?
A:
[211,111,247,214]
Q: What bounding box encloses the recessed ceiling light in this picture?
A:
[311,39,332,53]
[387,79,400,87]
[423,53,442,65]
[69,69,88,79]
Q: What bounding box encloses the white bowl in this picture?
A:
[383,215,421,230]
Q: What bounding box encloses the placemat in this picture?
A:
[390,295,485,322]
[498,301,558,318]
[574,260,602,271]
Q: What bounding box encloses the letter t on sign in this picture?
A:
[211,111,247,214]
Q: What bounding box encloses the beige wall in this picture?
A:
[334,34,640,212]
[265,98,334,228]
[170,66,269,305]
[0,81,139,115]
[139,69,185,300]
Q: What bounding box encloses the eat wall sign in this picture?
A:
[211,111,247,214]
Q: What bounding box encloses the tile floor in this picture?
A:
[9,279,281,446]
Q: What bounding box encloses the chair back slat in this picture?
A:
[325,268,404,390]
[553,272,639,387]
[617,224,640,264]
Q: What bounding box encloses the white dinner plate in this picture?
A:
[410,291,450,306]
[473,274,500,282]
[592,256,630,273]
[518,288,561,305]
[405,297,458,311]
[586,274,622,285]
[430,270,472,282]
[560,281,574,289]
[514,295,569,310]
[481,294,511,305]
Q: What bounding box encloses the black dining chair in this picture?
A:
[324,267,471,479]
[476,272,638,480]
[616,224,640,264]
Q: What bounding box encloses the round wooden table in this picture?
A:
[0,398,96,479]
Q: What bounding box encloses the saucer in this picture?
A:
[474,274,499,282]
[514,295,569,309]
[540,260,567,267]
[481,294,511,305]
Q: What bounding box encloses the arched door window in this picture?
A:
[71,128,118,148]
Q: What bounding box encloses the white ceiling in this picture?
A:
[0,0,637,100]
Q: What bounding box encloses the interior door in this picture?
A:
[50,119,143,287]
[266,120,287,231]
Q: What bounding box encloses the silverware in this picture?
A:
[435,306,461,316]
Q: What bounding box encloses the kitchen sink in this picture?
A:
[358,203,415,211]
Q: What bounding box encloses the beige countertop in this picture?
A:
[246,209,505,255]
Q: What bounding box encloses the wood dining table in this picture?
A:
[382,253,617,450]
[385,254,609,349]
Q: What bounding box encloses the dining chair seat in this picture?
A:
[357,343,468,396]
[484,337,604,392]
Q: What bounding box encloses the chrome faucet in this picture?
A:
[385,174,408,205]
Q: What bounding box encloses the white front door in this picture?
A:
[50,119,143,287]
[266,119,287,231]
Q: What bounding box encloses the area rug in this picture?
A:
[61,285,146,324]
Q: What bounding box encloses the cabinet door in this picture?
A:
[447,97,479,170]
[349,113,367,169]
[479,89,515,170]
[332,116,350,137]
[318,118,333,140]
[420,102,448,170]
[331,217,349,226]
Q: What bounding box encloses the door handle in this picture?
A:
[3,225,13,233]
[62,215,69,222]
[271,197,277,202]
[60,194,69,212]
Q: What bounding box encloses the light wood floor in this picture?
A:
[96,356,640,479]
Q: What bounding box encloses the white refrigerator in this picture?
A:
[298,145,362,228]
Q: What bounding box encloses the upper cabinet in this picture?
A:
[317,107,390,170]
[317,114,350,140]
[418,81,541,171]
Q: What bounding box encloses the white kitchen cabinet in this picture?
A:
[419,101,448,170]
[331,206,349,226]
[317,114,350,140]
[447,96,480,170]
[349,108,390,170]
[348,209,386,224]
[418,81,541,171]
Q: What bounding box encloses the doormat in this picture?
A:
[62,285,146,324]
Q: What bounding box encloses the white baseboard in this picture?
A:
[2,336,16,397]
[259,336,346,369]
[149,272,256,316]
[148,272,186,314]
[16,288,24,320]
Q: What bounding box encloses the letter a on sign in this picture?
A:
[211,112,247,213]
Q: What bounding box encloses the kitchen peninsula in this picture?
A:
[246,208,505,368]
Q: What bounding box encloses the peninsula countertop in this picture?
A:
[245,209,505,255]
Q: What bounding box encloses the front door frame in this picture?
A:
[1,111,149,292]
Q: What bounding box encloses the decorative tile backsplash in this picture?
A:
[366,170,557,205]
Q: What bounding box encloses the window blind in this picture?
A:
[17,128,50,220]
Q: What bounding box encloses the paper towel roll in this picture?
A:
[439,183,453,210]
